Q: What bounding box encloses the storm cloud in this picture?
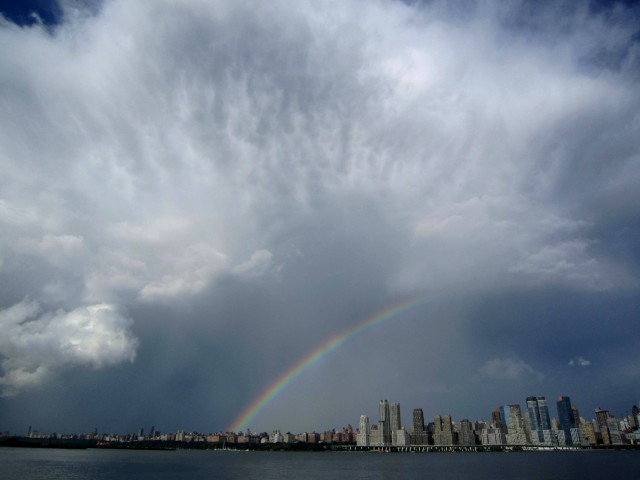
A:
[1,0,639,434]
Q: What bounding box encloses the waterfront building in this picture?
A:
[379,400,392,445]
[410,408,429,445]
[390,402,402,444]
[457,419,477,446]
[390,403,402,430]
[607,418,623,445]
[572,405,581,427]
[358,400,407,446]
[369,424,381,445]
[480,426,506,445]
[497,404,529,445]
[578,420,596,446]
[556,396,581,446]
[394,428,410,445]
[357,415,370,446]
[504,405,529,445]
[499,404,521,426]
[526,396,554,445]
[491,408,506,438]
[595,408,612,445]
[434,415,455,445]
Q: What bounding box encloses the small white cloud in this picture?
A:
[568,356,591,367]
[478,358,544,382]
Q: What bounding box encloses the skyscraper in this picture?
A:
[491,407,504,431]
[556,396,580,445]
[631,405,639,430]
[434,415,455,445]
[457,419,476,446]
[499,404,522,424]
[357,415,370,446]
[390,402,402,445]
[501,404,529,445]
[595,408,611,445]
[390,403,402,431]
[411,408,428,445]
[412,408,425,433]
[379,400,392,445]
[571,404,581,425]
[527,396,553,445]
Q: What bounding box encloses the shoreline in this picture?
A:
[1,436,639,452]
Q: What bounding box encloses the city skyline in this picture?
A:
[7,391,639,441]
[356,395,639,448]
[1,0,640,435]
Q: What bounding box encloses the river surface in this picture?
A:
[1,447,639,479]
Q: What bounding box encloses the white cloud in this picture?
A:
[1,0,636,305]
[478,358,544,382]
[0,299,138,396]
[568,356,591,367]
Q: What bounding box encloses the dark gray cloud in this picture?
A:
[1,0,639,434]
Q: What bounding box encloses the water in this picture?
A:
[1,448,639,479]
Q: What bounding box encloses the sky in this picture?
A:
[0,0,639,436]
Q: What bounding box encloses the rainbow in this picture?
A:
[227,293,430,432]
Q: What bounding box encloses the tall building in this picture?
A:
[556,396,580,445]
[502,405,529,445]
[390,402,404,445]
[379,400,392,445]
[412,408,425,432]
[410,408,428,445]
[526,396,553,445]
[357,415,370,446]
[571,405,581,425]
[390,403,402,431]
[607,417,623,445]
[491,407,505,432]
[499,404,522,423]
[631,405,640,430]
[579,420,597,446]
[357,400,401,446]
[434,415,455,445]
[457,419,476,446]
[595,408,611,445]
